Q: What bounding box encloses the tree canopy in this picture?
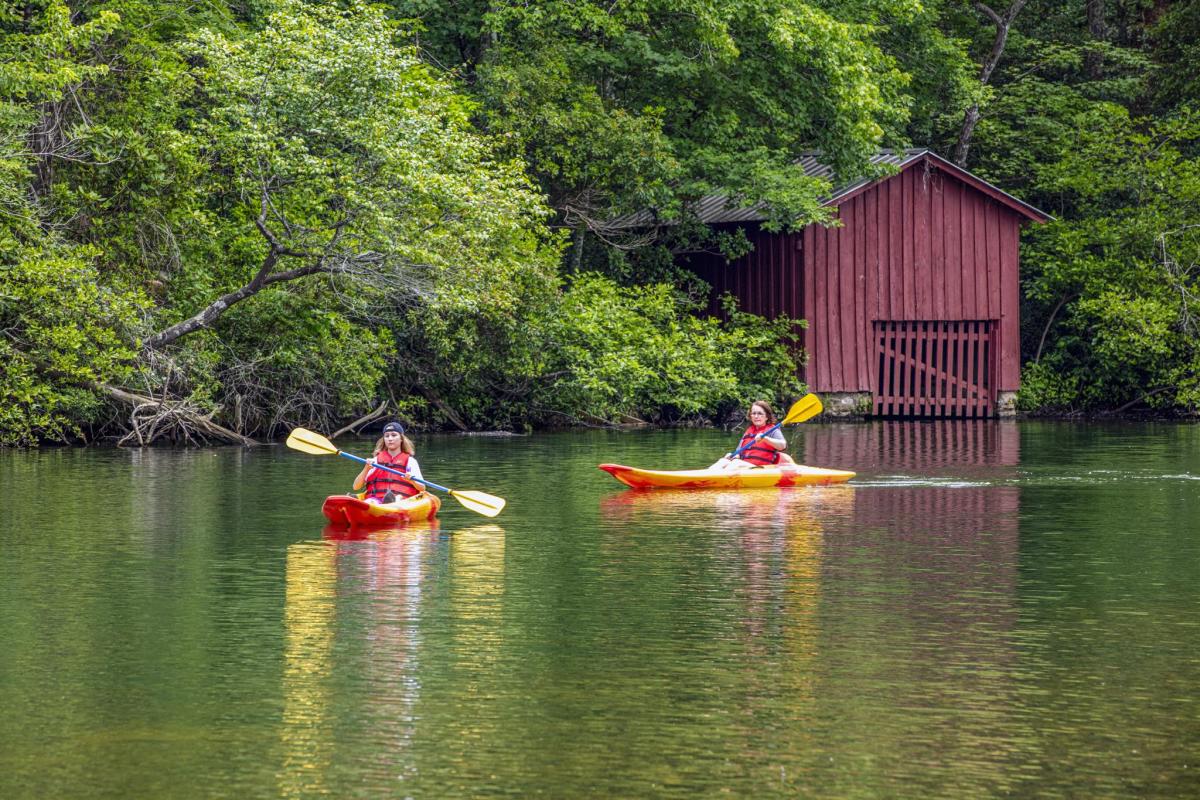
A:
[1,0,1196,445]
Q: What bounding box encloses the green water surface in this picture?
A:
[1,421,1198,798]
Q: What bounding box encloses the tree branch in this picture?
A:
[330,400,389,439]
[141,205,332,352]
[954,0,1029,167]
[1111,386,1170,415]
[1034,292,1076,363]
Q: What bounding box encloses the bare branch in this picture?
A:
[98,382,258,446]
[331,400,389,439]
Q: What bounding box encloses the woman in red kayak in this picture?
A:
[352,421,425,503]
[712,400,793,469]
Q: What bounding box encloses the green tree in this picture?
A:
[1019,107,1200,412]
[396,270,806,430]
[3,0,566,443]
[394,0,914,240]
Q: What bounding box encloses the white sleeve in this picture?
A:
[406,457,424,482]
[762,429,787,450]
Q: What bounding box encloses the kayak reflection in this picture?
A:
[281,525,447,793]
[599,484,856,532]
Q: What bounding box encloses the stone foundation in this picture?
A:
[996,391,1018,417]
[820,392,873,417]
[818,390,1020,418]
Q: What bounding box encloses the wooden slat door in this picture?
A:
[873,321,996,418]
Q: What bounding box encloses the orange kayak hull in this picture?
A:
[321,493,441,528]
[598,463,855,490]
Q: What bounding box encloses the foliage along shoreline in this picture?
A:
[3,0,1198,447]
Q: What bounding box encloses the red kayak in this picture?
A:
[321,493,441,528]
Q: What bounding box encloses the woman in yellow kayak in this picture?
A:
[352,421,425,503]
[712,400,794,469]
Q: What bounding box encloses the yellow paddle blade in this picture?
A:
[449,490,507,518]
[286,427,339,456]
[782,393,823,425]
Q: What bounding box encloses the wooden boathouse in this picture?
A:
[673,150,1051,418]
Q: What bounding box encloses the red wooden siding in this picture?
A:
[681,154,1035,415]
[804,164,1022,395]
[685,227,805,334]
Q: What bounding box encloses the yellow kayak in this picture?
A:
[598,463,855,490]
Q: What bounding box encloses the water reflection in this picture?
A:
[596,422,1030,794]
[800,418,1016,471]
[278,523,506,794]
[809,422,1025,795]
[279,542,336,798]
[9,422,1200,798]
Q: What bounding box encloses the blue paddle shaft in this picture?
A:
[336,450,452,494]
[726,422,783,459]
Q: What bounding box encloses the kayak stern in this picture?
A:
[321,492,441,528]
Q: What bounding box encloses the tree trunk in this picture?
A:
[330,401,389,439]
[142,249,324,351]
[1085,0,1106,80]
[1034,292,1076,362]
[954,0,1029,168]
[571,225,586,272]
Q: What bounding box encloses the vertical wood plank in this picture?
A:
[960,192,974,318]
[880,322,890,415]
[950,322,960,417]
[865,189,879,394]
[975,321,986,417]
[999,217,1020,390]
[915,166,931,318]
[960,321,972,418]
[802,226,815,388]
[812,227,827,391]
[945,182,962,320]
[890,173,903,320]
[879,176,892,319]
[987,202,1002,322]
[934,321,946,416]
[840,201,859,390]
[878,321,888,417]
[825,225,840,389]
[907,321,916,417]
[974,201,988,319]
[932,170,945,319]
[903,170,916,319]
[822,226,836,391]
[856,195,870,390]
[920,321,931,416]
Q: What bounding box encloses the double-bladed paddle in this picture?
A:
[725,393,824,459]
[286,427,506,518]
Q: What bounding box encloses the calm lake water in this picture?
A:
[2,421,1198,798]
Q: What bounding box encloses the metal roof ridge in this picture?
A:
[602,148,1050,229]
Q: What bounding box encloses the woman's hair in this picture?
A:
[749,400,777,425]
[375,434,415,455]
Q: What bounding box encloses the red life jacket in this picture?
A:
[364,450,420,500]
[736,424,782,465]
